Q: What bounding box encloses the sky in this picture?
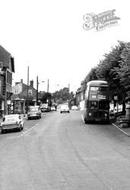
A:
[0,0,130,93]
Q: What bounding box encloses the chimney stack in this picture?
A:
[30,80,34,88]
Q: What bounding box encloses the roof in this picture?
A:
[0,45,15,72]
[87,80,108,86]
[0,45,10,67]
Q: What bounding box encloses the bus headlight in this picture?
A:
[104,113,107,117]
[88,112,92,116]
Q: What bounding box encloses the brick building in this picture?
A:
[0,45,15,116]
[12,80,37,114]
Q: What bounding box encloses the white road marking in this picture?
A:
[21,124,38,136]
[6,123,39,139]
[112,123,130,137]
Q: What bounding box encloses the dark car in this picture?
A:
[27,106,41,119]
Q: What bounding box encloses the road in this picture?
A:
[0,111,130,190]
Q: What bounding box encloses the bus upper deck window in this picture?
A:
[99,87,108,93]
[90,87,99,91]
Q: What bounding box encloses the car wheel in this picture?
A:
[21,126,24,130]
[18,126,21,131]
[19,124,23,131]
[21,124,24,131]
[1,129,5,134]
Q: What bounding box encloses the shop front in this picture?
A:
[12,97,25,114]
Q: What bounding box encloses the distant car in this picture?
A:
[27,106,41,119]
[40,107,48,112]
[40,104,51,112]
[60,104,70,113]
[51,106,56,111]
[71,105,78,111]
[0,114,24,133]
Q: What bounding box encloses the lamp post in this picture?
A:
[47,79,49,93]
[36,77,45,105]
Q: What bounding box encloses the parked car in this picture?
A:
[51,106,56,111]
[40,104,51,112]
[27,106,41,119]
[71,105,78,111]
[0,114,24,133]
[60,104,70,113]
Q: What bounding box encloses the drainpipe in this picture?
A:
[4,69,7,115]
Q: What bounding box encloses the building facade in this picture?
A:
[0,45,15,116]
[12,80,37,114]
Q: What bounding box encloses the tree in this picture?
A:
[40,92,52,104]
[81,41,129,110]
[116,43,130,100]
[52,87,73,104]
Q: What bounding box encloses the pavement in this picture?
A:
[112,122,130,137]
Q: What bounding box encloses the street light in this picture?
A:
[36,77,45,105]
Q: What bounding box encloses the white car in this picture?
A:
[51,106,56,111]
[71,105,78,111]
[0,114,24,133]
[60,104,70,113]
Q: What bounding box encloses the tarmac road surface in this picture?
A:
[0,111,130,190]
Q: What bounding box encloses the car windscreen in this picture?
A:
[4,116,18,122]
[29,107,39,112]
[61,105,68,109]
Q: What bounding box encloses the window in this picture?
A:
[98,86,108,96]
[90,86,99,91]
[29,106,39,112]
[99,101,109,109]
[28,89,32,96]
[7,70,12,85]
[89,101,98,109]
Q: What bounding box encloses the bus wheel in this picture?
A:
[84,118,88,124]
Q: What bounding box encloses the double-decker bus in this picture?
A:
[82,80,109,123]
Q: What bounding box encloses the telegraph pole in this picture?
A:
[68,83,70,93]
[36,75,39,105]
[26,66,29,113]
[47,79,49,93]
